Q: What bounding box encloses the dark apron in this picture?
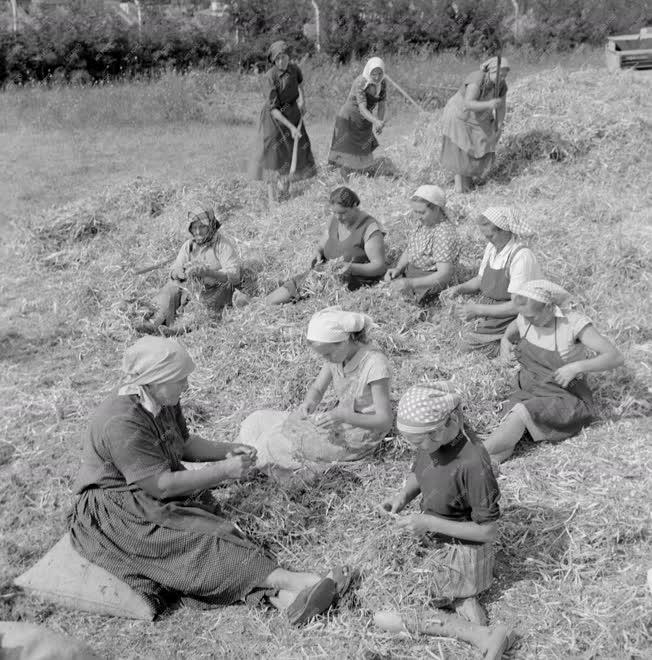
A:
[506,319,594,441]
[404,263,443,305]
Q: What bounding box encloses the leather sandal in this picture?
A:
[286,577,338,626]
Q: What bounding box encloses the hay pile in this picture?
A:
[1,66,650,658]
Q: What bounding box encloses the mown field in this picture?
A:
[0,51,650,659]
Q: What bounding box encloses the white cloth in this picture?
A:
[413,185,446,209]
[362,57,385,87]
[514,279,570,306]
[306,307,374,343]
[477,237,541,294]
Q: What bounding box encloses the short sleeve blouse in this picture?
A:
[517,311,593,363]
[406,220,459,271]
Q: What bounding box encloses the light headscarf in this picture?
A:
[514,279,570,307]
[412,185,446,209]
[306,306,374,344]
[397,381,461,434]
[118,337,195,415]
[481,56,511,73]
[268,40,288,64]
[481,207,533,237]
[187,202,220,245]
[362,57,385,89]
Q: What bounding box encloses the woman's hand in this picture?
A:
[290,125,301,140]
[222,451,256,479]
[297,400,317,419]
[553,362,582,388]
[309,252,325,269]
[315,399,354,429]
[373,119,385,134]
[390,278,413,294]
[381,493,406,515]
[396,514,434,536]
[440,285,459,302]
[228,444,257,461]
[456,303,480,322]
[185,264,209,280]
[384,267,401,281]
[499,336,516,364]
[170,266,187,282]
[489,97,504,111]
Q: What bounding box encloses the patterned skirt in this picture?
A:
[69,487,278,614]
[423,539,495,602]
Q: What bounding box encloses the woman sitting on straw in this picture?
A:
[441,207,541,358]
[137,203,243,334]
[265,186,387,305]
[440,56,510,193]
[382,381,500,625]
[249,40,317,204]
[69,336,352,625]
[384,185,459,305]
[239,307,393,471]
[327,57,392,178]
[483,280,624,463]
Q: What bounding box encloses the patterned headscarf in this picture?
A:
[514,279,570,307]
[481,207,532,237]
[481,56,511,73]
[397,381,461,434]
[306,306,374,343]
[362,57,385,88]
[187,203,220,245]
[268,40,288,64]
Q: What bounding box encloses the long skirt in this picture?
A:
[504,372,595,442]
[422,539,495,603]
[249,102,317,182]
[69,488,278,614]
[440,135,494,178]
[154,280,234,326]
[328,104,378,171]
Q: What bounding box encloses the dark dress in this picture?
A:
[283,212,385,300]
[328,76,386,171]
[504,320,595,441]
[249,62,316,181]
[69,393,277,614]
[440,71,507,178]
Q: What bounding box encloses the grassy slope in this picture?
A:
[0,56,650,659]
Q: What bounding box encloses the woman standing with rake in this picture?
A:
[250,40,317,204]
[440,56,510,193]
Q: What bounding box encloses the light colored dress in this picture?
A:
[239,345,392,471]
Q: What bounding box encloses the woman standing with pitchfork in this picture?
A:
[440,56,510,193]
[250,40,317,205]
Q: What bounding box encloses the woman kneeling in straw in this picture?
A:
[382,382,501,625]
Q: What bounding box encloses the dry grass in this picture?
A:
[0,60,650,659]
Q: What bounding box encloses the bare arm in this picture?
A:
[407,261,454,291]
[182,435,255,462]
[385,249,410,279]
[376,100,386,121]
[444,275,482,297]
[420,516,497,544]
[470,299,517,319]
[300,364,333,414]
[348,232,387,279]
[338,378,393,432]
[463,82,500,113]
[271,108,300,133]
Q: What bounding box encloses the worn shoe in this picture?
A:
[453,596,488,626]
[286,577,338,626]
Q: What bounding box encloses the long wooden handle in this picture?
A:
[385,75,425,113]
[135,256,174,275]
[290,117,303,175]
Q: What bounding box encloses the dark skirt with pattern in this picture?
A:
[69,487,278,614]
[440,135,494,178]
[462,294,515,358]
[328,105,378,171]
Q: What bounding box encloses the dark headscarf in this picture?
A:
[268,40,288,64]
[187,203,220,245]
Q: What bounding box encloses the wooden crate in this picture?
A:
[606,27,652,71]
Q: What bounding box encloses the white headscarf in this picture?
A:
[514,280,570,307]
[118,337,195,415]
[481,56,511,73]
[362,57,385,88]
[306,306,374,343]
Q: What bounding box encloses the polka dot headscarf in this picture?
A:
[397,381,461,434]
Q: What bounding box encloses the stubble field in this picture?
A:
[0,51,650,659]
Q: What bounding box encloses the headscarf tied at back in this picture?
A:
[397,381,461,434]
[306,306,374,343]
[514,279,570,308]
[187,202,220,245]
[362,57,385,89]
[268,40,288,64]
[118,337,195,413]
[481,207,533,237]
[481,56,511,73]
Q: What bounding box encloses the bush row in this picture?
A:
[1,0,650,84]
